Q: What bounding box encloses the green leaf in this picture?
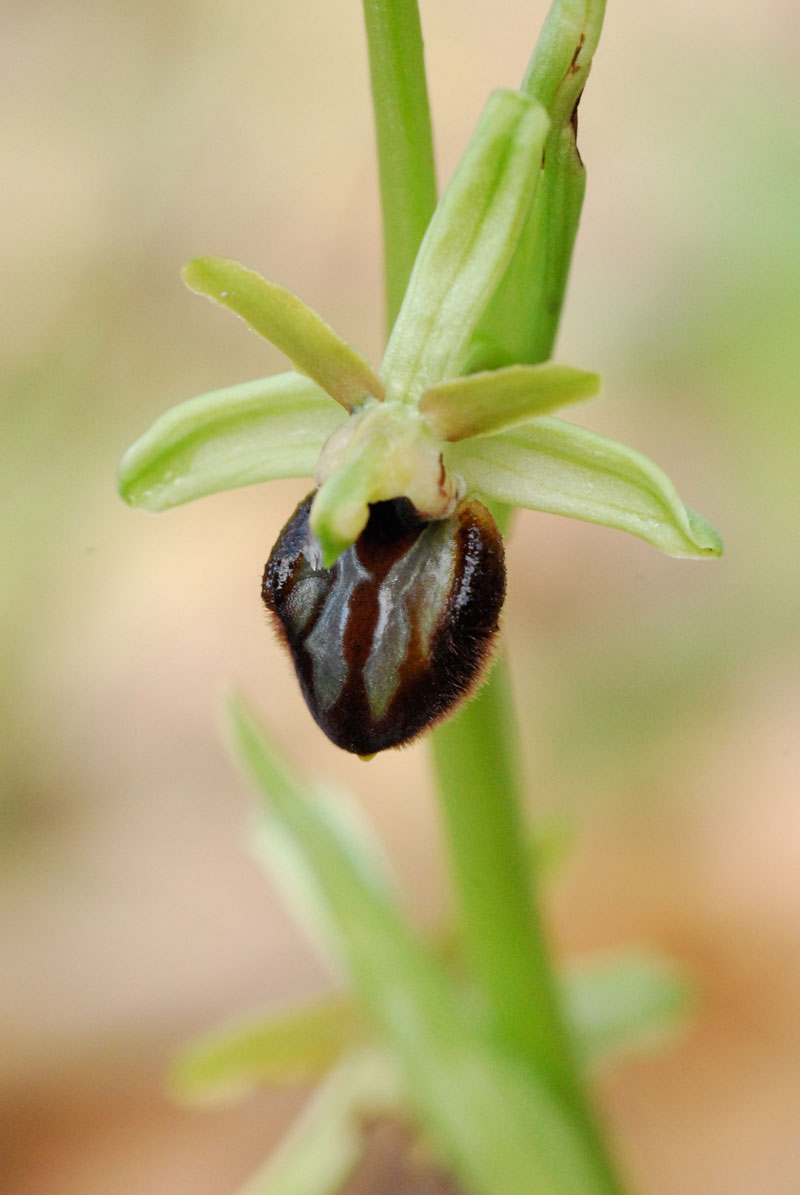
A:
[419,362,600,441]
[229,698,615,1195]
[118,372,346,511]
[448,415,723,558]
[380,90,550,403]
[168,996,366,1105]
[564,949,693,1069]
[183,257,385,410]
[235,1049,399,1195]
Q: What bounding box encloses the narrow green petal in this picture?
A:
[564,949,693,1070]
[229,699,614,1195]
[448,416,723,558]
[235,1050,399,1195]
[118,372,346,511]
[184,257,384,410]
[380,90,549,403]
[419,362,600,441]
[168,997,365,1105]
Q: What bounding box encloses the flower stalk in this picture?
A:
[361,0,438,330]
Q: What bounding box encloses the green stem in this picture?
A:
[431,653,623,1193]
[431,650,572,1082]
[361,0,437,332]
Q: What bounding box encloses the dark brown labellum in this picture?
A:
[262,492,506,756]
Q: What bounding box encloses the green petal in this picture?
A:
[380,90,549,403]
[448,416,723,558]
[168,996,365,1105]
[183,257,384,410]
[118,372,346,511]
[564,949,693,1070]
[419,362,600,441]
[230,699,613,1195]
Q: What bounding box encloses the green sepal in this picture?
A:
[229,698,614,1195]
[380,90,550,403]
[419,362,600,441]
[564,948,693,1069]
[118,372,346,511]
[183,257,385,410]
[448,415,723,558]
[235,1049,400,1195]
[168,996,366,1105]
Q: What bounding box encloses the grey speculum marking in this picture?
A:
[303,548,371,711]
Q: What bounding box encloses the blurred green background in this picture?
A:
[2,1,799,1192]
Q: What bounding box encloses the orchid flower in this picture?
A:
[119,89,721,756]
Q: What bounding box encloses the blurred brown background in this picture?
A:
[2,1,799,1191]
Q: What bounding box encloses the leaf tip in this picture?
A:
[116,442,174,513]
[116,447,148,509]
[686,508,723,558]
[182,255,233,300]
[181,256,204,292]
[116,465,136,506]
[182,254,214,293]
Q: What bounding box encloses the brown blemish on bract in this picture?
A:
[262,493,506,755]
[568,33,586,74]
[570,86,585,162]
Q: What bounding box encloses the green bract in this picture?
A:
[119,86,721,565]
